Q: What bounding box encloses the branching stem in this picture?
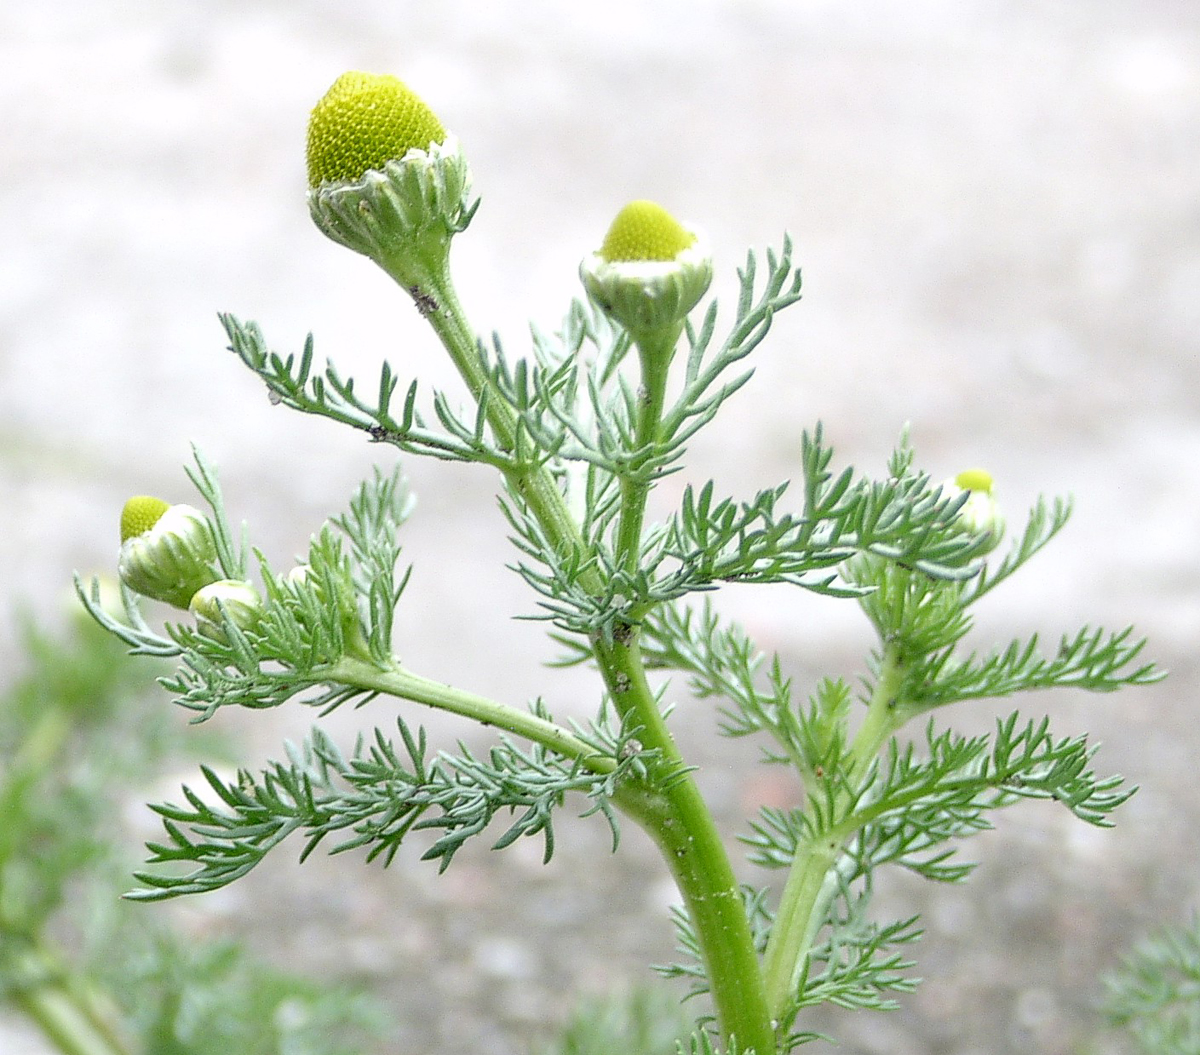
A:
[383,260,775,1052]
[331,654,614,774]
[761,641,908,1019]
[384,254,591,573]
[593,630,776,1055]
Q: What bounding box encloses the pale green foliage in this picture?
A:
[1104,916,1200,1055]
[93,930,386,1055]
[130,715,646,900]
[80,454,416,714]
[0,619,171,945]
[535,986,694,1055]
[78,231,1162,1054]
[0,616,386,1055]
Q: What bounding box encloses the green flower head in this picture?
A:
[305,71,475,276]
[306,71,447,189]
[600,200,698,263]
[117,499,219,609]
[580,200,712,340]
[120,495,170,544]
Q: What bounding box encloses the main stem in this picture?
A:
[593,630,776,1055]
[386,254,775,1053]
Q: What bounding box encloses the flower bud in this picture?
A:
[117,499,218,609]
[189,579,264,640]
[283,564,312,588]
[306,71,475,274]
[579,200,713,341]
[942,468,1005,552]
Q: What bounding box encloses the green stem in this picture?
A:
[614,330,678,574]
[330,655,614,775]
[846,642,908,769]
[385,252,772,1051]
[387,253,590,569]
[760,642,908,1020]
[594,631,775,1055]
[341,637,776,1048]
[759,838,841,1019]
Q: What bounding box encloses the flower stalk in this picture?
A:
[330,653,612,773]
[592,629,776,1054]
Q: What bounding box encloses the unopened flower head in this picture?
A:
[277,559,362,658]
[283,563,312,589]
[282,561,335,611]
[189,579,264,640]
[943,468,1005,552]
[580,200,713,341]
[117,499,219,609]
[306,71,475,273]
[120,496,170,543]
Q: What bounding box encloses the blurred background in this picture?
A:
[2,1,1198,1052]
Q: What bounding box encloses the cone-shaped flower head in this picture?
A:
[117,499,219,609]
[189,579,264,641]
[600,200,698,263]
[306,71,475,276]
[306,72,446,189]
[120,496,170,544]
[943,468,1005,552]
[580,200,712,341]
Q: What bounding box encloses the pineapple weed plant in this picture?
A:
[69,72,1163,1054]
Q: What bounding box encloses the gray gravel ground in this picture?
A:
[3,1,1199,1053]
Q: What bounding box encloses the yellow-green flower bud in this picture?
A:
[579,200,713,341]
[120,496,170,543]
[283,564,312,589]
[943,469,1005,552]
[305,71,475,276]
[600,200,697,263]
[306,71,446,189]
[117,500,219,609]
[279,561,360,655]
[189,579,264,640]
